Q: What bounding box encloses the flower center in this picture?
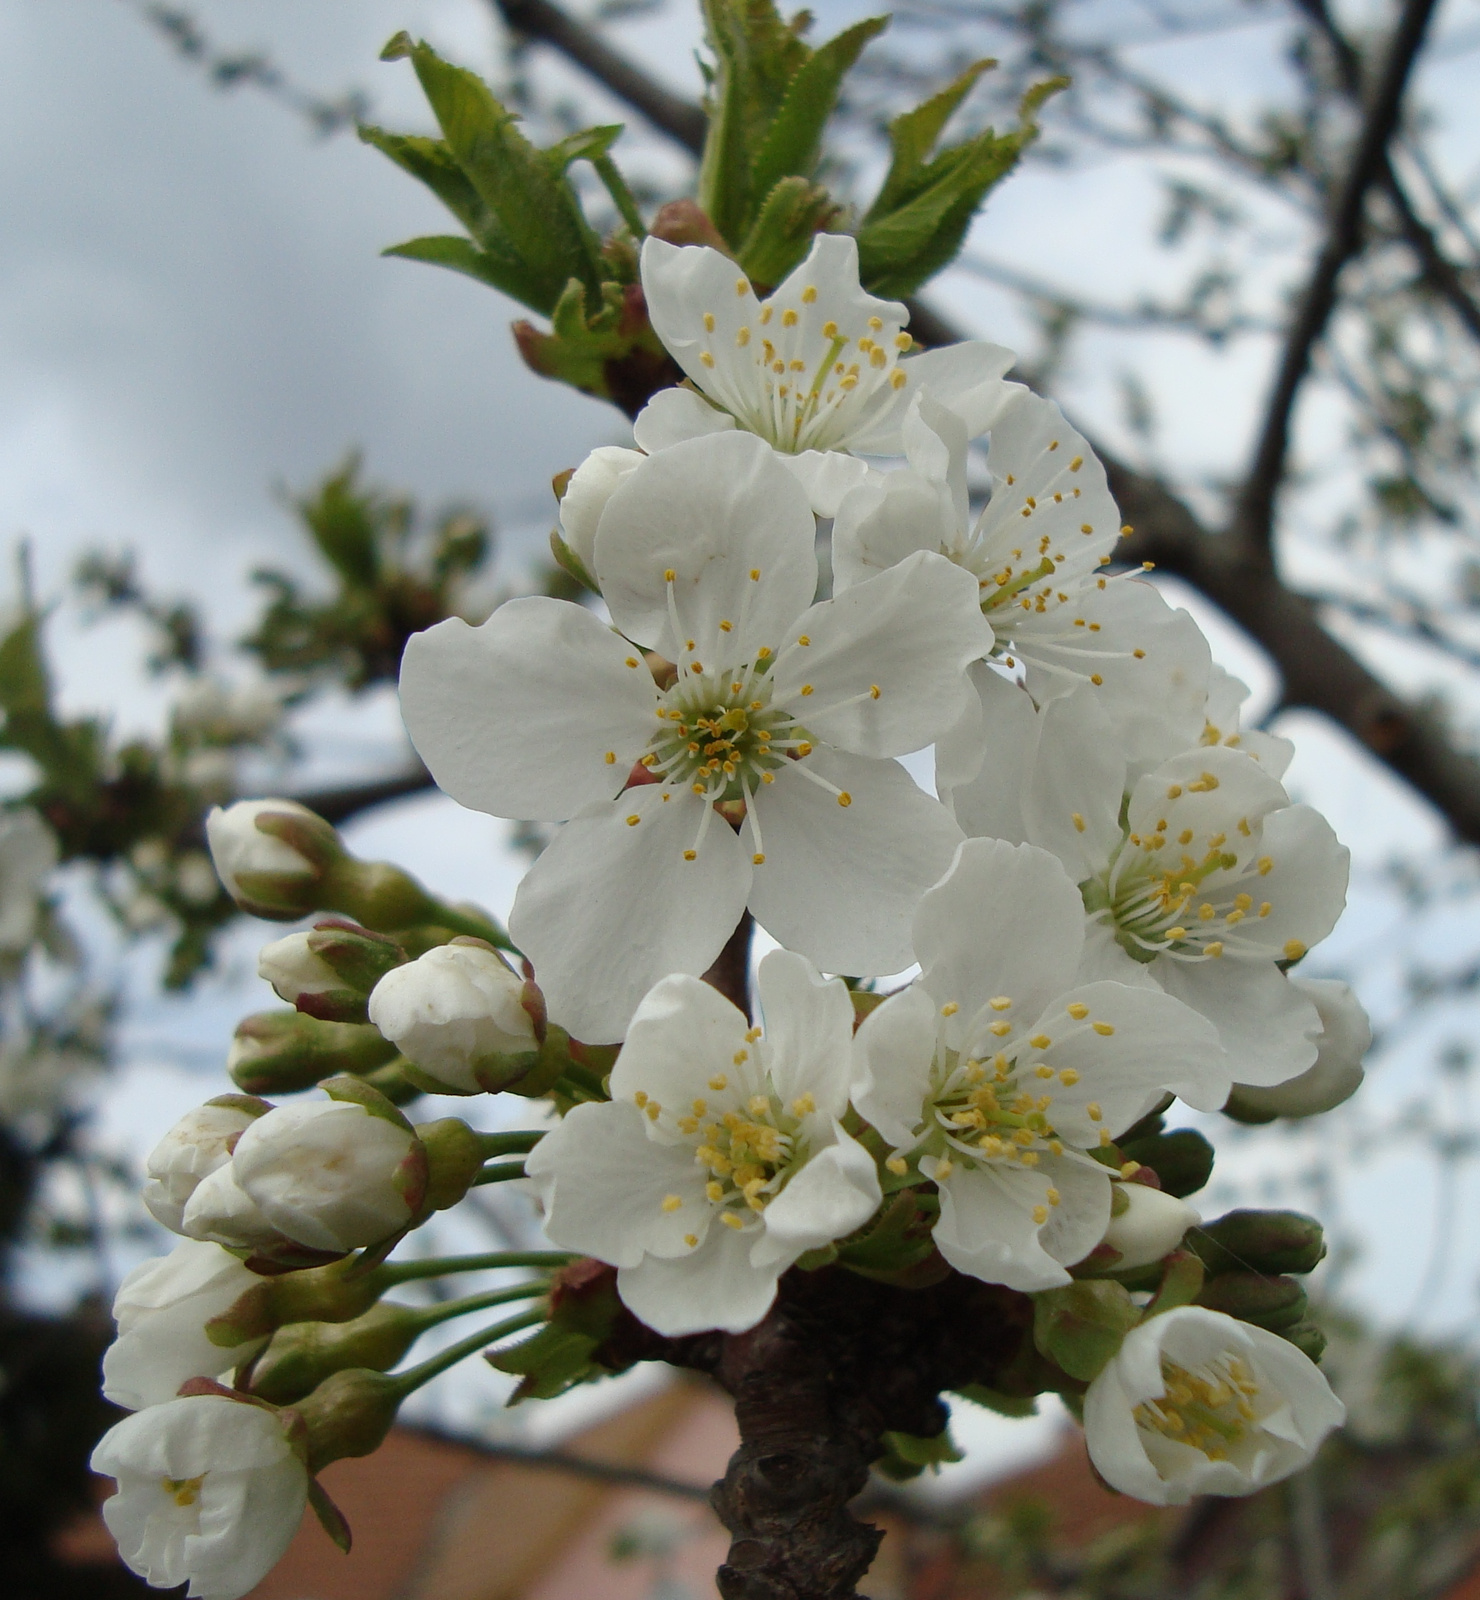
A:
[161,1474,205,1509]
[695,286,912,453]
[643,667,803,807]
[1135,1353,1261,1462]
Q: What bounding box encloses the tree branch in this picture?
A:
[472,0,1480,847]
[1235,0,1442,553]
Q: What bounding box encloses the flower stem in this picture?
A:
[378,1249,574,1285]
[476,1130,546,1158]
[390,1306,546,1396]
[407,1279,549,1333]
[474,1160,528,1185]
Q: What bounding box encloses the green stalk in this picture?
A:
[378,1250,574,1286]
[389,1306,547,1397]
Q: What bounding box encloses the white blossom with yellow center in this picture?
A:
[634,233,1016,515]
[851,838,1225,1292]
[526,951,882,1336]
[1083,1306,1344,1505]
[400,431,990,1043]
[942,682,1350,1091]
[834,388,1213,769]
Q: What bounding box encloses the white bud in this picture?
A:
[205,798,318,899]
[102,1240,266,1411]
[559,445,643,570]
[1083,1305,1344,1505]
[92,1394,308,1600]
[1101,1184,1200,1271]
[257,931,342,1005]
[1232,978,1370,1119]
[179,1161,285,1251]
[368,943,536,1092]
[142,1102,264,1234]
[231,1099,418,1253]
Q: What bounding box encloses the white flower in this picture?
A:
[173,678,284,744]
[257,932,341,1007]
[229,1099,419,1254]
[635,234,1015,514]
[852,838,1225,1292]
[368,942,537,1092]
[92,1394,308,1599]
[179,1163,285,1253]
[559,445,643,572]
[143,1102,266,1235]
[102,1240,266,1411]
[0,807,57,952]
[205,798,318,900]
[941,681,1350,1090]
[835,389,1212,764]
[400,431,988,1042]
[1083,1305,1344,1505]
[526,949,882,1335]
[1230,976,1369,1119]
[1101,1184,1200,1272]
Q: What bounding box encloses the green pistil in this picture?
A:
[981,555,1056,614]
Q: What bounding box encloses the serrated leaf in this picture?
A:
[544,124,625,175]
[383,235,551,312]
[736,178,840,286]
[746,15,888,220]
[396,38,602,312]
[867,59,996,223]
[357,125,494,240]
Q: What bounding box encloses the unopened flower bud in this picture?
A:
[1195,1271,1308,1331]
[102,1240,268,1410]
[258,921,406,1025]
[248,1303,425,1406]
[205,1257,388,1347]
[287,1365,404,1474]
[1187,1209,1326,1277]
[206,799,341,920]
[368,942,538,1093]
[1100,1184,1200,1272]
[557,446,642,573]
[229,1010,397,1095]
[227,1092,422,1255]
[1225,977,1369,1122]
[142,1097,270,1234]
[181,1160,289,1253]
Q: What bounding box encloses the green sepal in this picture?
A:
[248,1303,425,1407]
[307,1478,353,1554]
[1032,1280,1141,1383]
[745,15,889,213]
[874,1424,963,1481]
[1141,1249,1206,1318]
[952,1383,1038,1418]
[414,1118,486,1213]
[204,1092,273,1119]
[513,280,677,409]
[320,1073,416,1135]
[736,178,841,287]
[549,529,599,595]
[836,1189,948,1286]
[487,1320,610,1403]
[1282,1321,1329,1363]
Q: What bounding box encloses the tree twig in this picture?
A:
[1234,0,1442,554]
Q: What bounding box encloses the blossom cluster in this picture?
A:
[99,235,1359,1598]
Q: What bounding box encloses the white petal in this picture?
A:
[618,1217,781,1335]
[632,385,737,452]
[913,838,1085,1039]
[595,431,817,663]
[1083,1362,1172,1503]
[771,552,991,756]
[931,1161,1075,1291]
[851,342,1017,453]
[1029,980,1227,1136]
[1242,804,1349,951]
[851,984,939,1149]
[832,467,956,592]
[1076,917,1158,986]
[782,449,873,516]
[559,446,645,571]
[1037,1152,1115,1269]
[754,1124,881,1261]
[400,598,656,823]
[1022,686,1127,881]
[755,949,855,1117]
[527,1100,711,1266]
[1155,958,1320,1090]
[936,664,1035,835]
[902,390,969,528]
[610,972,751,1120]
[509,786,751,1043]
[640,238,764,400]
[1127,746,1288,868]
[745,751,963,976]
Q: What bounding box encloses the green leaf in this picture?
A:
[1032,1280,1141,1383]
[357,125,494,240]
[876,1425,964,1481]
[736,178,840,286]
[952,1383,1038,1418]
[746,15,889,218]
[544,124,624,175]
[487,1321,609,1402]
[868,59,996,222]
[392,37,603,313]
[383,235,552,312]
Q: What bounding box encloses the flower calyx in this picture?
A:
[230,1010,398,1096]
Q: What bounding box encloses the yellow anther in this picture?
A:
[791,1094,816,1116]
[1259,901,1272,917]
[1166,926,1187,940]
[1205,941,1224,957]
[706,1181,724,1202]
[935,1159,954,1180]
[684,1232,699,1247]
[1167,784,1183,799]
[746,1027,762,1042]
[760,304,773,323]
[1032,1205,1049,1224]
[870,684,881,699]
[633,1091,648,1108]
[626,814,640,826]
[737,326,751,346]
[782,309,798,327]
[646,1102,661,1121]
[683,847,697,862]
[1072,812,1086,832]
[1092,1022,1115,1037]
[709,1074,728,1091]
[990,1020,1011,1036]
[822,320,839,338]
[1199,903,1216,921]
[625,656,639,668]
[1284,940,1306,961]
[1258,856,1273,875]
[1119,1162,1141,1179]
[1059,1068,1080,1086]
[1067,1002,1089,1020]
[886,1156,908,1176]
[721,1212,745,1229]
[1030,1034,1051,1050]
[1179,829,1193,845]
[1087,1102,1103,1121]
[797,634,811,646]
[1071,456,1083,470]
[736,277,749,296]
[1034,1064,1055,1080]
[749,1095,770,1115]
[799,684,813,696]
[990,997,1013,1011]
[753,852,766,865]
[700,351,715,367]
[1091,673,1104,685]
[733,1050,748,1065]
[837,792,852,807]
[662,1195,683,1212]
[1100,1127,1113,1146]
[703,312,716,332]
[941,1002,960,1017]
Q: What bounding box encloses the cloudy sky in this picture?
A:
[6,0,1480,1486]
